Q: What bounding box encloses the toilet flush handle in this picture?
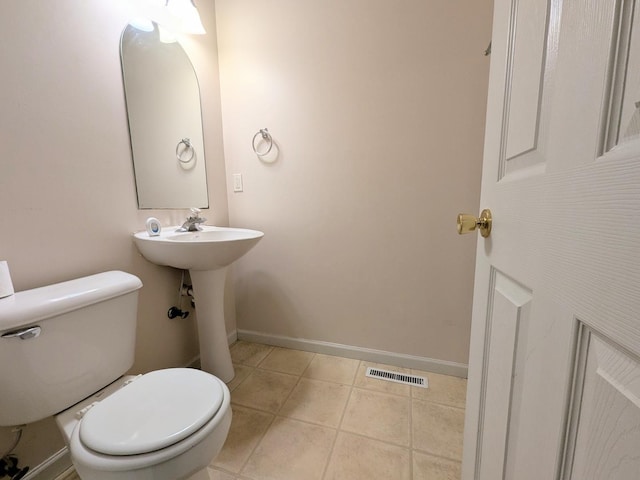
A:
[1,326,42,340]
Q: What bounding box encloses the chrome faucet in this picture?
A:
[177,208,207,232]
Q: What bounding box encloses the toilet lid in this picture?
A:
[79,368,224,456]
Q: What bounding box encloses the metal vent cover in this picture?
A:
[365,367,428,388]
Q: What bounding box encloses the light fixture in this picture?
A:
[129,0,206,35]
[165,0,206,35]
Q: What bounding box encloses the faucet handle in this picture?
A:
[189,207,207,222]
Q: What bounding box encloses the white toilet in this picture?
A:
[0,271,231,480]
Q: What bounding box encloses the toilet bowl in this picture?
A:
[56,369,231,480]
[0,271,231,480]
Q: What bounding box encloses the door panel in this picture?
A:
[476,270,532,479]
[501,0,550,179]
[604,0,640,151]
[562,325,640,479]
[547,0,618,169]
[504,0,548,162]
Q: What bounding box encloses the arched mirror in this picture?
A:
[120,23,209,209]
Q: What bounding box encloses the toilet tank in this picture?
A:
[0,271,143,426]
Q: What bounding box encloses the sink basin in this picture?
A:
[133,226,264,271]
[133,225,263,382]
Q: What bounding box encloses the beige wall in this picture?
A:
[0,0,226,469]
[216,0,492,366]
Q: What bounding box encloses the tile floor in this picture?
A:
[57,341,467,480]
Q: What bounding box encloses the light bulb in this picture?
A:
[158,24,178,43]
[165,0,206,35]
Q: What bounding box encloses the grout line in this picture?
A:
[411,446,465,465]
[299,351,317,378]
[409,378,414,480]
[332,428,413,451]
[319,359,361,480]
[253,345,275,368]
[274,372,304,416]
[227,364,255,393]
[412,395,468,411]
[233,407,278,477]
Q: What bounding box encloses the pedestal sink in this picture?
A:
[133,226,264,382]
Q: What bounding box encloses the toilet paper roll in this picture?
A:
[0,261,15,298]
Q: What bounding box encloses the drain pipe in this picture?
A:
[0,427,22,460]
[0,426,29,479]
[180,284,195,309]
[167,271,195,319]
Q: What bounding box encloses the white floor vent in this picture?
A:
[365,367,428,388]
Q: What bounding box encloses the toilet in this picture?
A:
[0,271,231,480]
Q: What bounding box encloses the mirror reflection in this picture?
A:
[120,23,209,209]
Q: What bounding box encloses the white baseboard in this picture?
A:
[237,330,468,378]
[227,329,238,345]
[22,447,71,480]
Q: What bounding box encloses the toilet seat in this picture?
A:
[79,369,224,456]
[68,370,232,475]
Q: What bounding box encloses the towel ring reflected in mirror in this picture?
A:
[176,138,195,163]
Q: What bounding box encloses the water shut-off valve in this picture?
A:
[0,456,29,479]
[167,283,195,319]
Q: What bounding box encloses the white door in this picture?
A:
[461,0,640,478]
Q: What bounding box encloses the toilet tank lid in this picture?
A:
[79,368,224,456]
[0,271,142,332]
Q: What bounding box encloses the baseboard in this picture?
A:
[22,447,71,480]
[228,329,238,345]
[237,330,468,378]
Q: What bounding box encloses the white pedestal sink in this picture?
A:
[133,226,264,382]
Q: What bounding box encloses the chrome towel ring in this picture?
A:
[176,138,195,163]
[252,128,273,156]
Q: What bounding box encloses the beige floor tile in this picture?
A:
[413,451,462,480]
[354,361,412,396]
[207,467,238,480]
[279,378,351,427]
[341,388,410,446]
[411,370,467,408]
[230,341,274,366]
[412,399,465,460]
[303,353,359,384]
[54,470,80,480]
[231,369,298,414]
[324,432,410,480]
[242,417,335,480]
[212,405,274,473]
[258,347,315,375]
[226,364,254,392]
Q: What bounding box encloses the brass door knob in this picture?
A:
[457,209,492,238]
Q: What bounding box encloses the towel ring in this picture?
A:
[176,138,195,163]
[252,128,273,156]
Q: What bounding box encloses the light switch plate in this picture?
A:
[232,173,243,192]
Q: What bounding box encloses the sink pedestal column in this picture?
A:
[189,268,235,382]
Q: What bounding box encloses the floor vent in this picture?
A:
[365,367,428,388]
